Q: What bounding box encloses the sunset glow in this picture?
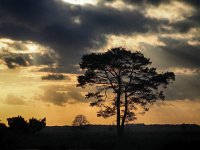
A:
[0,0,200,127]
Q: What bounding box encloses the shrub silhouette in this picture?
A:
[28,117,46,133]
[7,116,28,133]
[0,121,7,129]
[0,121,7,134]
[7,116,46,133]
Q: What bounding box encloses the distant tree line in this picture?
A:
[1,114,90,132]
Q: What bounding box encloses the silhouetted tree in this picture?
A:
[28,118,46,133]
[7,116,28,133]
[77,47,175,135]
[72,115,89,128]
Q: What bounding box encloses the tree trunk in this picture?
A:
[116,76,121,136]
[121,91,128,134]
[116,92,121,136]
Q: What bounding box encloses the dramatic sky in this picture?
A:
[0,0,200,125]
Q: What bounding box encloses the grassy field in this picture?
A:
[1,124,200,149]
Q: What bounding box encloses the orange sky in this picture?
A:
[0,68,200,126]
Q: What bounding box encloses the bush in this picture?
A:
[7,116,28,133]
[7,116,46,133]
[0,121,7,133]
[28,118,46,133]
[0,122,7,128]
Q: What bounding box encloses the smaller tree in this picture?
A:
[28,118,46,133]
[72,115,89,127]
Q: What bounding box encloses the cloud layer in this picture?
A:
[4,94,25,105]
[0,0,166,72]
[0,0,200,102]
[36,85,88,106]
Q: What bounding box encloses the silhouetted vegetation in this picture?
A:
[77,47,175,135]
[28,117,46,133]
[0,121,7,129]
[7,116,29,133]
[0,121,7,134]
[1,124,200,149]
[72,114,90,130]
[7,116,46,134]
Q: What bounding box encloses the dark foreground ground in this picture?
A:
[1,124,200,150]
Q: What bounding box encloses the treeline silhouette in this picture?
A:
[1,121,200,150]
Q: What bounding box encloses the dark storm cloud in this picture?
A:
[1,52,57,69]
[98,0,170,6]
[123,0,170,6]
[41,74,66,80]
[140,36,200,70]
[105,0,199,7]
[158,37,200,69]
[0,0,165,73]
[169,15,200,34]
[182,0,200,7]
[165,74,200,100]
[169,21,192,33]
[3,55,29,69]
[30,53,56,66]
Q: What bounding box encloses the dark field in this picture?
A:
[1,124,200,150]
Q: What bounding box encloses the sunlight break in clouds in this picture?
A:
[62,0,97,5]
[146,1,196,22]
[0,38,52,54]
[100,34,166,52]
[0,38,59,70]
[104,0,136,10]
